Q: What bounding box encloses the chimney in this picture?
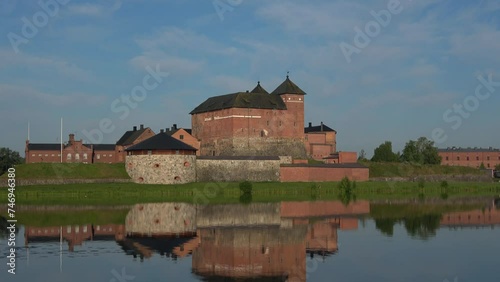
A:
[174,124,177,130]
[308,122,312,128]
[133,126,137,131]
[140,124,144,130]
[69,134,75,144]
[320,122,324,131]
[160,129,164,133]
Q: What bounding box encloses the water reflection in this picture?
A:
[7,198,500,281]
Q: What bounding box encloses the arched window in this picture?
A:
[67,153,72,160]
[83,153,88,160]
[75,153,80,160]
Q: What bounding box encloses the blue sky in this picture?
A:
[1,0,499,157]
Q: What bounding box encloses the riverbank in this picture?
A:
[1,181,499,206]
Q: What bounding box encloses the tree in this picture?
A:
[358,149,367,161]
[401,137,441,164]
[0,147,24,176]
[371,141,399,162]
[495,164,500,171]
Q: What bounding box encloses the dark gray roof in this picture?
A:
[438,147,500,152]
[125,133,197,151]
[116,128,149,146]
[271,76,306,95]
[190,92,287,115]
[27,143,61,150]
[250,81,269,94]
[304,123,336,133]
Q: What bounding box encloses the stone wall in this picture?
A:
[126,155,196,184]
[196,203,281,228]
[200,137,307,158]
[196,156,281,182]
[125,203,197,234]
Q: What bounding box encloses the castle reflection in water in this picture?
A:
[23,200,500,282]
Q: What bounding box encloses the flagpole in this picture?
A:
[60,118,63,163]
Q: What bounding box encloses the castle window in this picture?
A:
[445,156,448,161]
[32,154,35,157]
[487,156,490,160]
[109,154,112,157]
[83,153,88,160]
[180,135,184,140]
[67,153,72,160]
[476,156,479,161]
[97,154,100,159]
[147,150,152,155]
[103,154,107,157]
[267,121,269,126]
[51,154,54,157]
[466,156,469,161]
[45,154,48,157]
[75,153,80,160]
[38,154,41,157]
[176,150,180,155]
[457,156,460,161]
[488,163,490,168]
[279,121,282,126]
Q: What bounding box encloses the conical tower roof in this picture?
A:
[250,81,269,94]
[271,75,306,95]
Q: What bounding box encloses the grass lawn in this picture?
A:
[360,161,486,178]
[0,163,130,179]
[1,180,499,206]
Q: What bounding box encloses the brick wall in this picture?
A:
[439,151,500,169]
[280,164,369,182]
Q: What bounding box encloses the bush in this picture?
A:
[338,177,356,205]
[239,181,253,194]
[440,180,448,189]
[417,178,425,189]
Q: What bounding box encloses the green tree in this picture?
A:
[495,164,500,171]
[0,147,24,176]
[358,149,367,161]
[401,137,441,164]
[371,141,399,162]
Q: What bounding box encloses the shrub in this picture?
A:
[417,178,425,189]
[239,181,253,194]
[440,180,449,189]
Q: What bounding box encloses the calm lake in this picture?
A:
[1,198,499,282]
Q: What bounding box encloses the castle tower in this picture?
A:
[270,75,306,140]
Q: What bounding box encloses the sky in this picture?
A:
[1,0,499,157]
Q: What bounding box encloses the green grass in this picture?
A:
[1,181,499,206]
[359,161,486,178]
[0,163,130,179]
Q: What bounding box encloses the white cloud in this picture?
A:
[67,1,122,17]
[0,49,95,81]
[208,75,256,93]
[130,51,204,74]
[0,84,106,107]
